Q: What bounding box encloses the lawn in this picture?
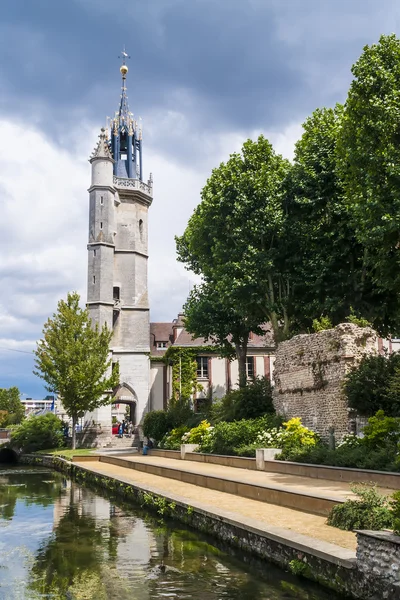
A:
[36,448,95,459]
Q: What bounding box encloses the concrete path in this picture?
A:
[100,453,396,501]
[74,456,358,552]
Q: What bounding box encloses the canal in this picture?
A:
[0,465,345,600]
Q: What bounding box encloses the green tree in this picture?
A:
[183,283,263,388]
[285,106,398,335]
[338,34,400,308]
[0,386,24,426]
[33,292,119,449]
[10,413,64,452]
[176,136,290,386]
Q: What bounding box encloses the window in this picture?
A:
[156,341,167,349]
[100,222,103,229]
[113,286,120,301]
[93,275,95,284]
[113,310,119,327]
[139,219,143,242]
[100,196,104,205]
[246,356,255,378]
[93,249,96,257]
[196,356,209,378]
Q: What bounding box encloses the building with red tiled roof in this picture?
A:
[149,313,276,412]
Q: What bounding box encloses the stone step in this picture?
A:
[96,454,348,516]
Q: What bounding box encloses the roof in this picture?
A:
[150,322,174,356]
[149,318,275,355]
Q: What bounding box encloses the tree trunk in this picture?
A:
[71,415,77,450]
[236,343,248,389]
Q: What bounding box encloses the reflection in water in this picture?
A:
[0,466,345,600]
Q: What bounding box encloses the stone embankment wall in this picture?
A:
[272,323,377,441]
[356,531,400,599]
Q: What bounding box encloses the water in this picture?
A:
[0,466,345,600]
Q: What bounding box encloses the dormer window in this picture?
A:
[156,341,167,349]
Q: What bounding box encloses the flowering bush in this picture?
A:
[256,417,318,453]
[283,417,319,449]
[337,434,363,449]
[182,420,212,445]
[159,425,189,450]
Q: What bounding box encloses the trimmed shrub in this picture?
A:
[327,484,393,531]
[167,398,194,428]
[143,410,171,442]
[10,413,64,452]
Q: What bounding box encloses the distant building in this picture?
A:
[21,395,56,416]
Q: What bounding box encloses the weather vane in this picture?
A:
[118,46,131,65]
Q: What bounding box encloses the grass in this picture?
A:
[36,448,95,459]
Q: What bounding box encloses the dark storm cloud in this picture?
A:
[2,0,399,164]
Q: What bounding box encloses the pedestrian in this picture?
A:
[118,422,123,438]
[128,421,133,438]
[142,437,153,456]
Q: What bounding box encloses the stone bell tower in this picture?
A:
[86,54,153,432]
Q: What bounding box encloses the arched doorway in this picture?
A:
[113,383,137,424]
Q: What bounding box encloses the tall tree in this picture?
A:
[0,386,24,426]
[34,292,119,449]
[183,283,265,388]
[337,33,400,311]
[176,136,290,385]
[284,106,399,335]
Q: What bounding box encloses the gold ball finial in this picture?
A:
[120,64,128,79]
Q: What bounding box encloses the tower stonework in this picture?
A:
[86,60,153,433]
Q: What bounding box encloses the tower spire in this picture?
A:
[109,47,143,180]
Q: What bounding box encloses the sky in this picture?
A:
[1,0,400,397]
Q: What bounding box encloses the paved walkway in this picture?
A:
[75,456,358,552]
[99,453,396,501]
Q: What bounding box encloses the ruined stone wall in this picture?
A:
[272,323,377,441]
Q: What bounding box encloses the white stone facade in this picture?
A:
[86,129,152,430]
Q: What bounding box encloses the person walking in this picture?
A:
[128,421,133,438]
[118,422,123,439]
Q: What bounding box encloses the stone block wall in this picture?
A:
[356,531,400,598]
[272,323,377,441]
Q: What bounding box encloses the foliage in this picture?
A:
[312,317,333,333]
[391,491,400,535]
[343,353,400,417]
[10,413,65,452]
[282,417,319,450]
[0,387,24,426]
[197,415,281,456]
[160,425,189,450]
[327,484,393,531]
[337,33,400,319]
[182,420,211,445]
[362,410,400,448]
[278,412,400,471]
[143,410,172,442]
[346,310,371,328]
[176,136,291,385]
[167,397,195,429]
[164,346,199,401]
[211,377,275,422]
[34,292,119,449]
[288,559,309,577]
[283,105,397,335]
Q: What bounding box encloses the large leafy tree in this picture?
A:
[34,292,119,449]
[0,386,24,426]
[176,136,290,386]
[285,106,399,334]
[338,33,400,305]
